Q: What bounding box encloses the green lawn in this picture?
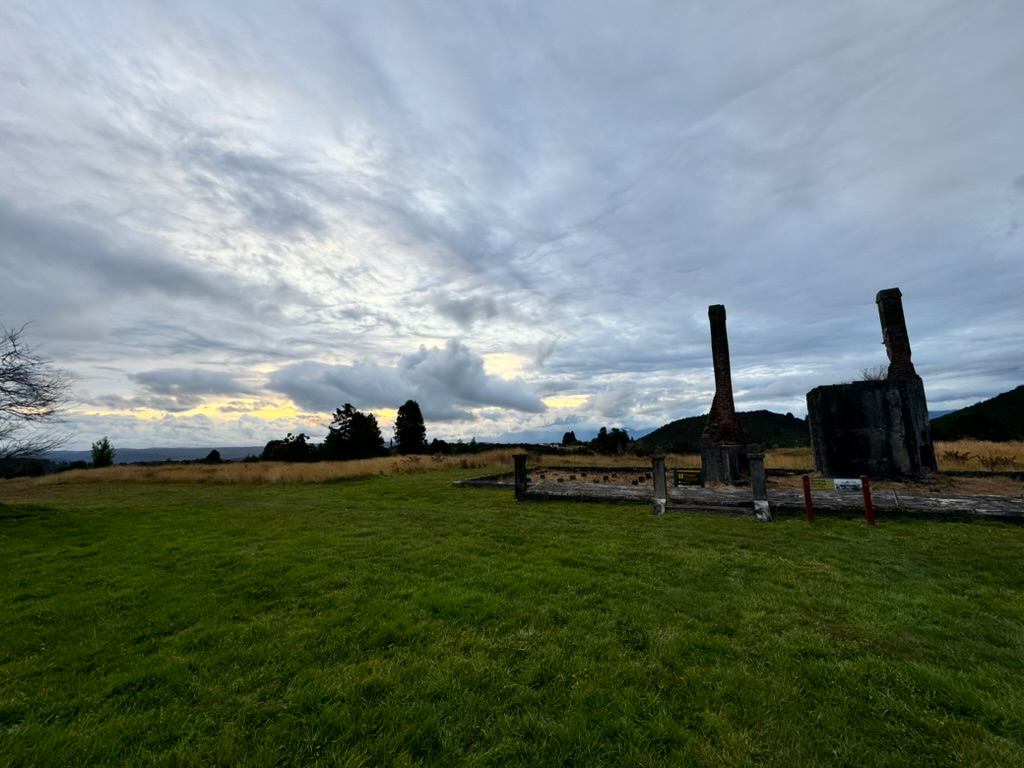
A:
[2,470,1023,767]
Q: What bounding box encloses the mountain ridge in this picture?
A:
[45,446,265,464]
[930,385,1024,441]
[637,410,810,451]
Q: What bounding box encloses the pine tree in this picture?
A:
[91,436,116,468]
[394,400,427,455]
[323,404,384,460]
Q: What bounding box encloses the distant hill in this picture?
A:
[45,446,265,464]
[637,410,809,452]
[930,385,1024,442]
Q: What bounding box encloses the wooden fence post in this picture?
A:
[748,444,771,522]
[513,454,528,501]
[651,455,667,515]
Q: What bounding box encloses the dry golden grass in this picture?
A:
[5,441,1021,495]
[536,452,702,468]
[24,450,522,486]
[759,441,1023,496]
[761,442,1024,473]
[934,440,1023,471]
[764,447,814,470]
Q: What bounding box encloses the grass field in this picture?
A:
[2,462,1024,766]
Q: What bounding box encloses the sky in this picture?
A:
[2,0,1022,450]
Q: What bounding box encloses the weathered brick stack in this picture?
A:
[876,287,919,380]
[700,305,749,483]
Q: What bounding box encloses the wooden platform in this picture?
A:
[457,469,1024,523]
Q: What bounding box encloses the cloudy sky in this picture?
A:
[2,0,1022,450]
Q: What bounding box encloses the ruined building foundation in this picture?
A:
[806,288,937,479]
[700,304,748,483]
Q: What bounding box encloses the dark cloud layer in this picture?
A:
[268,340,545,422]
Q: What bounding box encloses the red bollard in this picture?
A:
[861,475,876,526]
[802,475,815,522]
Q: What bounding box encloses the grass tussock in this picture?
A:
[935,439,1023,471]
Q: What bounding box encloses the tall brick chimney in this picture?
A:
[876,288,918,380]
[700,304,746,447]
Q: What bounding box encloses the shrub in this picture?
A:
[941,450,973,465]
[91,437,116,468]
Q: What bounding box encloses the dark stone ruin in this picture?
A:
[700,304,749,483]
[807,288,937,479]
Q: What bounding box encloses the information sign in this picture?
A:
[809,477,863,492]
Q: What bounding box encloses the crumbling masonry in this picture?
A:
[700,305,748,483]
[806,288,937,479]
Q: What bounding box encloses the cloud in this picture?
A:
[0,200,231,319]
[532,339,558,368]
[216,399,279,414]
[268,339,546,420]
[106,367,255,412]
[431,292,501,329]
[180,143,328,237]
[0,199,317,355]
[3,1,1024,447]
[61,411,319,450]
[85,393,197,415]
[266,359,407,416]
[401,340,546,414]
[586,387,635,420]
[131,368,251,396]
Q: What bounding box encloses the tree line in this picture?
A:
[561,426,632,454]
[261,400,428,462]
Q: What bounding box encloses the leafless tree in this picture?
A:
[860,364,889,381]
[1,325,73,463]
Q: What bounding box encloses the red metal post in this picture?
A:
[802,475,815,522]
[860,475,876,526]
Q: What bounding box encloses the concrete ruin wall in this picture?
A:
[807,287,937,480]
[807,379,937,479]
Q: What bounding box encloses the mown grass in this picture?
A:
[2,470,1024,766]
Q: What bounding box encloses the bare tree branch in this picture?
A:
[0,325,73,463]
[860,364,889,381]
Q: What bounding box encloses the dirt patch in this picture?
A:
[530,468,655,487]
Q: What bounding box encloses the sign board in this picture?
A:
[673,467,704,487]
[834,478,864,493]
[809,477,863,493]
